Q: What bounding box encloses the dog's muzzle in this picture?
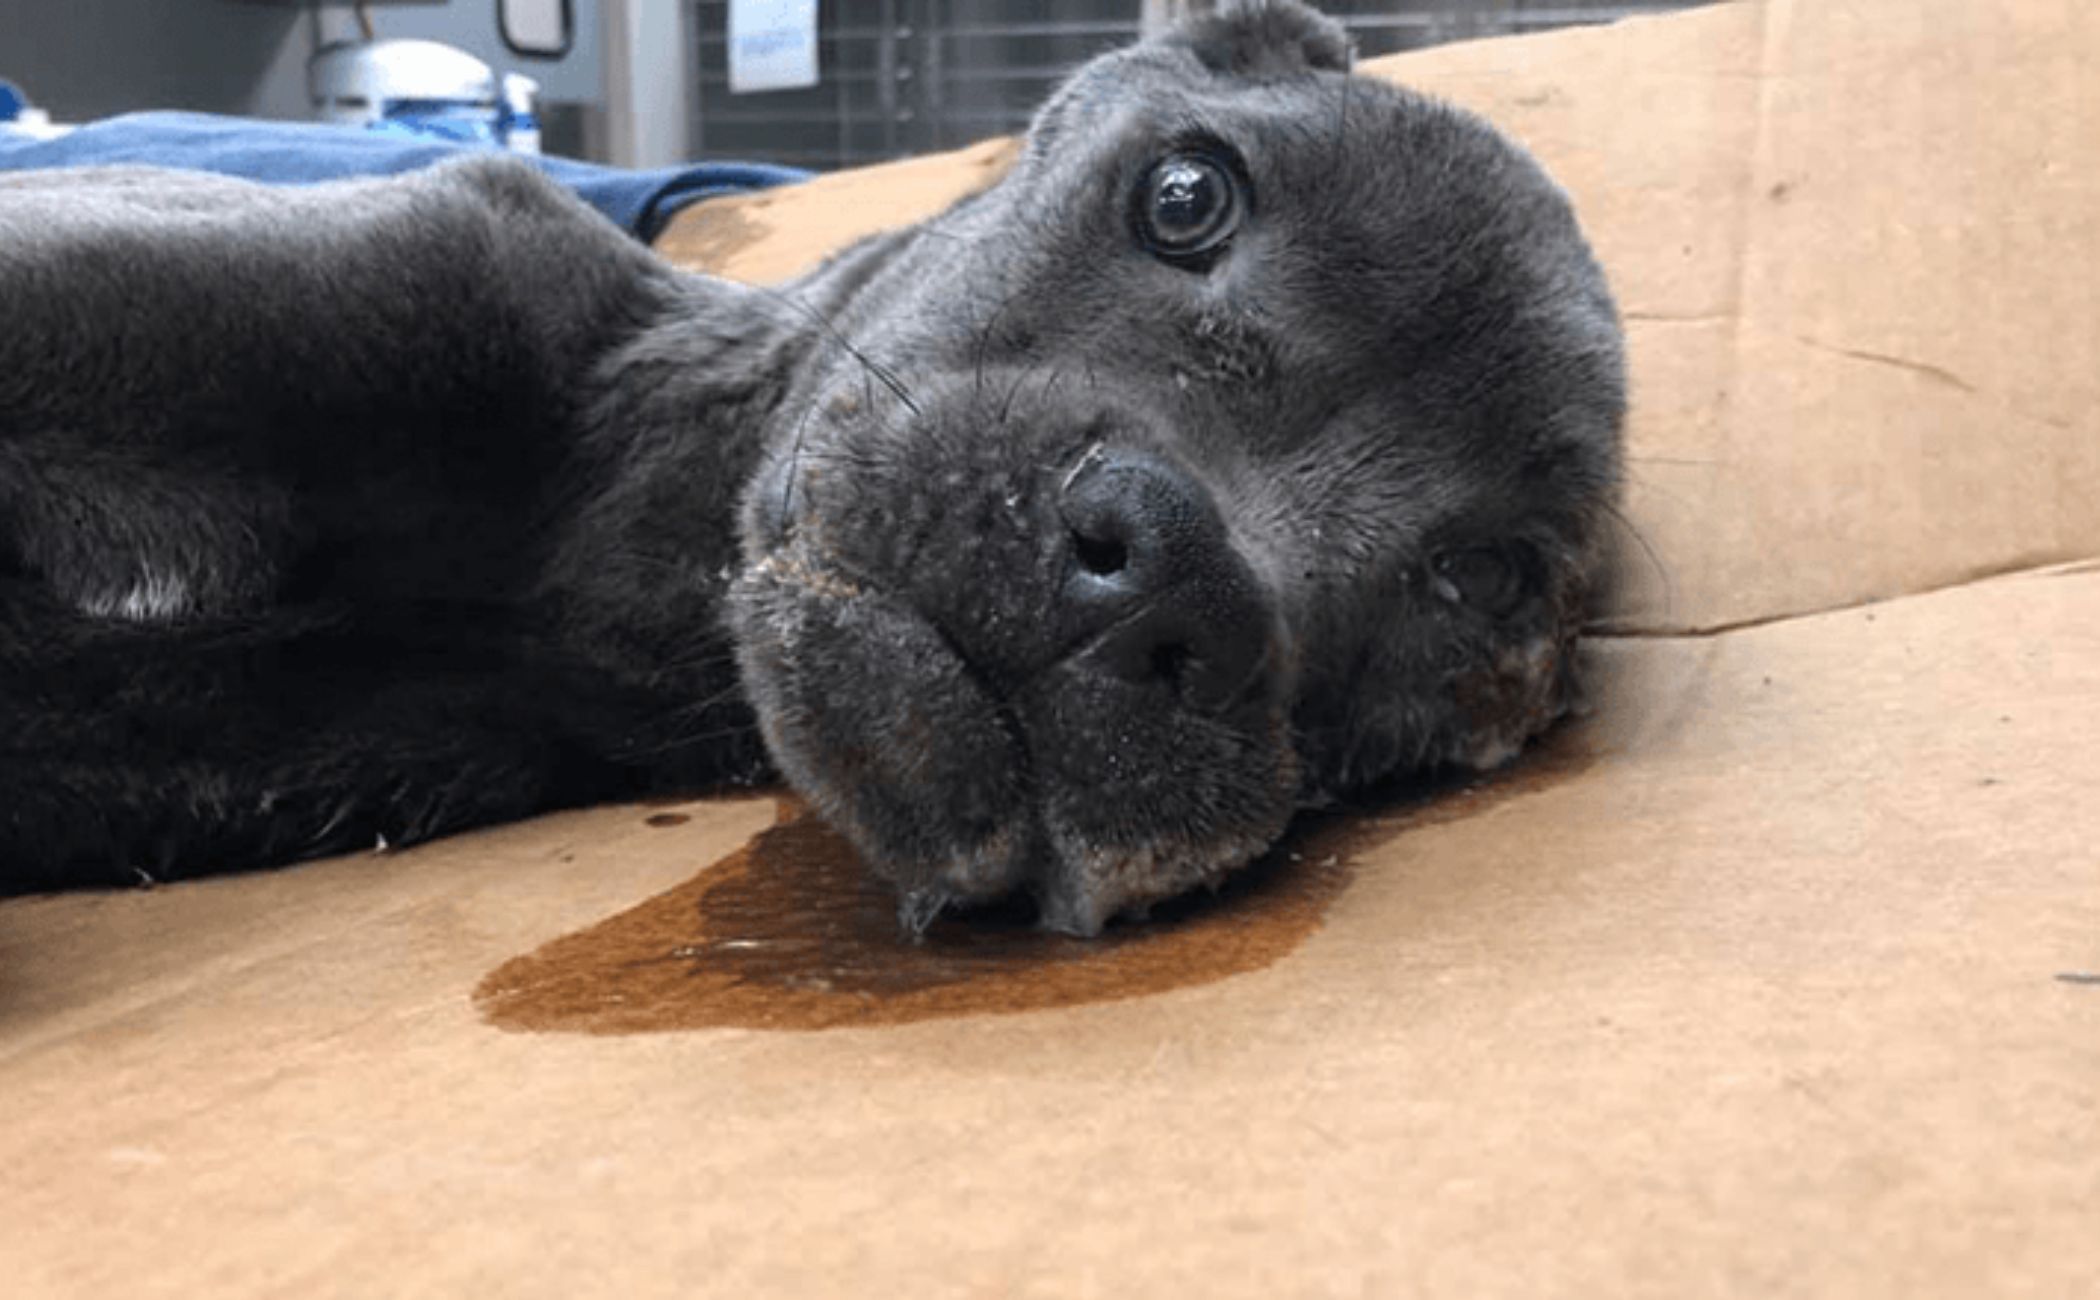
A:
[730,402,1298,936]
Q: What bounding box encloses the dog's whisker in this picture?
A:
[1031,365,1068,412]
[779,401,820,537]
[749,281,922,418]
[1327,34,1357,168]
[1597,497,1674,621]
[644,647,744,685]
[617,718,766,762]
[971,275,1029,402]
[795,447,894,473]
[996,365,1037,428]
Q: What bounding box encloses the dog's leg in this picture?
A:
[0,587,600,892]
[0,740,576,892]
[0,709,588,894]
[0,433,297,624]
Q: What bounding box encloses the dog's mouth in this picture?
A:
[727,476,1300,937]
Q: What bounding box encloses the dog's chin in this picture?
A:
[727,549,1300,937]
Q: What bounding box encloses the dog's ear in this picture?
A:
[1161,0,1353,79]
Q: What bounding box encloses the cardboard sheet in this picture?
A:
[6,1,2096,1295]
[7,570,2095,1297]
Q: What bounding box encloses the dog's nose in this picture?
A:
[1057,448,1270,711]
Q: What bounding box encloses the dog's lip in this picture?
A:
[740,542,1017,696]
[733,543,1043,886]
[733,542,1297,936]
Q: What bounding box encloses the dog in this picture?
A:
[0,1,1623,936]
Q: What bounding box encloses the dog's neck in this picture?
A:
[550,225,930,592]
[530,234,924,765]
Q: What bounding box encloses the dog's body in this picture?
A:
[0,159,781,886]
[0,3,1623,933]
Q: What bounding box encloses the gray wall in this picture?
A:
[0,0,600,123]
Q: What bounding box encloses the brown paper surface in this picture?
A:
[6,2,2096,1295]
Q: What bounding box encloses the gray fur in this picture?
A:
[729,4,1623,932]
[0,2,1622,934]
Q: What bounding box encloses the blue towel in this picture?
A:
[0,111,809,242]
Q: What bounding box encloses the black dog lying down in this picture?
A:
[0,2,1623,935]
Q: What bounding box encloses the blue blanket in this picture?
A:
[0,111,809,242]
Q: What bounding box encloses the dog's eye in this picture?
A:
[1137,153,1243,262]
[1433,545,1530,617]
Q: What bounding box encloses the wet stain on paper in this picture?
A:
[475,729,1595,1034]
[476,804,1355,1034]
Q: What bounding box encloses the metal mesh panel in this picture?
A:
[691,2,1699,170]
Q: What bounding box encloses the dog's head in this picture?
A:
[729,1,1624,935]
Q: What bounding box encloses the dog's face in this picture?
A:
[729,2,1624,935]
